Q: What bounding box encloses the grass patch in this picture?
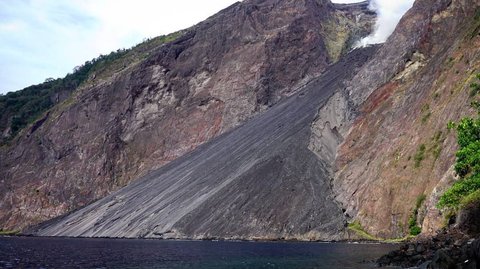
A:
[414,144,426,168]
[433,146,442,160]
[421,104,430,113]
[446,57,455,68]
[460,189,480,208]
[420,104,431,124]
[384,236,414,243]
[348,221,377,241]
[431,131,445,160]
[0,230,20,236]
[416,194,427,209]
[469,8,480,39]
[469,74,480,97]
[347,221,411,242]
[408,194,426,236]
[470,83,480,97]
[86,31,184,82]
[422,112,432,123]
[447,121,456,131]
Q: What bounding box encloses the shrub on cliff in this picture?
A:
[438,174,480,209]
[409,194,426,235]
[439,74,480,210]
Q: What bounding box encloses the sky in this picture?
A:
[0,0,412,94]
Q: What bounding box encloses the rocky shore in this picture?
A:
[378,204,480,268]
[378,230,479,268]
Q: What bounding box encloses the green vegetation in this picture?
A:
[0,31,184,144]
[469,74,480,97]
[416,194,427,210]
[420,104,431,124]
[438,73,480,211]
[470,82,480,97]
[0,229,20,236]
[414,144,426,168]
[469,7,480,39]
[83,32,183,82]
[347,221,377,241]
[431,131,445,160]
[432,144,442,160]
[438,174,480,209]
[0,58,105,140]
[410,132,445,168]
[447,121,457,130]
[446,57,455,68]
[348,220,412,242]
[408,194,426,236]
[409,225,422,236]
[420,104,430,113]
[422,112,432,123]
[460,189,480,208]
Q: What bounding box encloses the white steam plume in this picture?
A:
[356,0,415,47]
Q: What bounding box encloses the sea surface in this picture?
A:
[0,236,399,269]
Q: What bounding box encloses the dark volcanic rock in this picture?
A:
[32,47,377,240]
[379,203,480,268]
[458,202,480,236]
[378,233,480,268]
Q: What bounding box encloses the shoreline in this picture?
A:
[1,233,401,245]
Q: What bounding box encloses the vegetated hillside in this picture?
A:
[314,0,480,239]
[0,0,374,231]
[0,33,182,144]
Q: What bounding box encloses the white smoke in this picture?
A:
[356,0,415,47]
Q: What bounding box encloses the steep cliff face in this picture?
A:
[309,0,480,238]
[0,0,374,231]
[33,48,377,240]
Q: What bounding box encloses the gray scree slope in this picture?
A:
[34,47,377,240]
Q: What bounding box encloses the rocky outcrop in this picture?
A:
[378,231,480,268]
[0,0,374,231]
[309,0,480,239]
[307,0,446,178]
[378,200,480,268]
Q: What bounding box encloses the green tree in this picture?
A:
[439,74,480,210]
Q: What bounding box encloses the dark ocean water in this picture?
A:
[0,236,399,269]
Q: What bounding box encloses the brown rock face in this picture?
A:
[0,0,374,231]
[330,0,480,238]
